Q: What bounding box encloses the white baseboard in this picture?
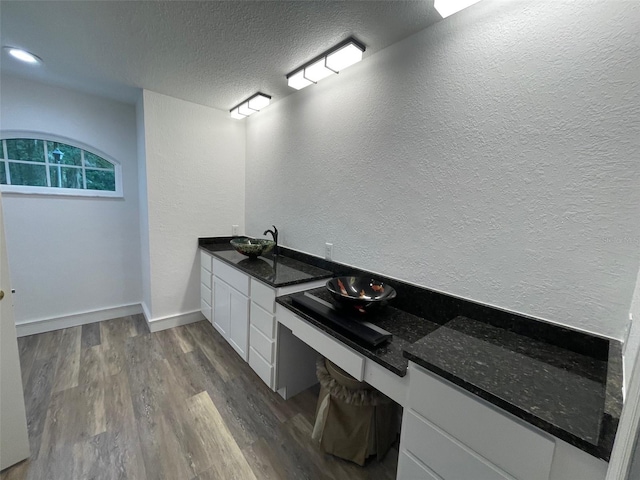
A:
[141,302,152,324]
[145,309,205,333]
[15,303,143,337]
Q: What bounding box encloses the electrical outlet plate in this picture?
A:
[325,242,333,260]
[232,225,239,236]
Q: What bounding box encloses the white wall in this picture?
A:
[139,90,245,325]
[136,94,152,317]
[245,0,640,339]
[0,74,142,328]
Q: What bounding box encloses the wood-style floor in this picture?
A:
[1,315,398,480]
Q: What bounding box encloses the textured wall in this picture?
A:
[246,0,640,339]
[140,90,245,321]
[136,94,152,315]
[0,74,142,324]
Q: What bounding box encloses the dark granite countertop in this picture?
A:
[199,238,332,288]
[277,288,441,376]
[404,316,621,461]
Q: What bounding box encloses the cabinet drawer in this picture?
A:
[402,410,511,480]
[251,279,275,312]
[200,298,212,322]
[250,301,275,339]
[276,304,365,381]
[212,258,249,296]
[200,251,212,272]
[200,267,212,289]
[200,283,212,306]
[250,325,274,363]
[397,451,442,480]
[249,347,273,388]
[408,364,554,480]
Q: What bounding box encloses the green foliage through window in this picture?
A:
[46,141,81,166]
[9,162,47,186]
[1,138,118,193]
[6,139,45,162]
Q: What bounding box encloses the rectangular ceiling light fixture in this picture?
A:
[434,0,482,18]
[230,92,272,119]
[286,37,366,91]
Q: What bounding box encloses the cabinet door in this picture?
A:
[213,276,230,337]
[228,287,250,361]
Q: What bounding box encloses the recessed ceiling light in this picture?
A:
[3,47,43,65]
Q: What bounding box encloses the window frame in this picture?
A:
[0,132,123,198]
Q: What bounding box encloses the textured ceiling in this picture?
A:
[0,1,441,110]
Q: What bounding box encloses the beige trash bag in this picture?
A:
[312,357,398,466]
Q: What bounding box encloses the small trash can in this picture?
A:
[312,356,399,466]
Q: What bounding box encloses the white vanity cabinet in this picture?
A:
[249,278,327,390]
[211,257,250,361]
[200,249,328,382]
[200,251,213,322]
[248,278,277,388]
[397,362,608,480]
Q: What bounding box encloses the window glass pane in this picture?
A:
[8,162,47,186]
[84,151,114,170]
[1,137,121,195]
[86,169,116,191]
[49,166,83,189]
[46,141,81,166]
[5,139,45,162]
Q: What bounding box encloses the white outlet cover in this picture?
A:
[325,242,333,259]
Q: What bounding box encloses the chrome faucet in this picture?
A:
[263,225,278,253]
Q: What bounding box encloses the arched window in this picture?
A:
[0,136,122,197]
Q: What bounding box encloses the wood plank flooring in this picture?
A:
[1,316,398,480]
